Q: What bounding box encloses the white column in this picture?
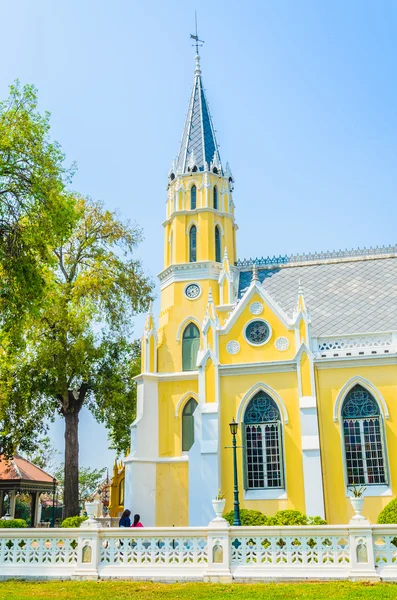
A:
[204,518,232,582]
[299,396,325,518]
[348,523,379,580]
[9,491,16,518]
[189,403,220,526]
[124,376,158,526]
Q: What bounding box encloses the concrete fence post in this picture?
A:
[204,518,232,582]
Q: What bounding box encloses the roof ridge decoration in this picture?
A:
[175,53,222,175]
[236,244,397,269]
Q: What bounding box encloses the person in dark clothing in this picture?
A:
[119,509,131,527]
[131,513,143,527]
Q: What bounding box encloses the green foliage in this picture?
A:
[270,510,308,526]
[61,515,88,528]
[0,81,77,329]
[22,435,60,473]
[308,515,327,525]
[224,509,268,526]
[54,465,106,504]
[224,508,327,527]
[377,498,397,524]
[15,496,31,524]
[0,518,27,528]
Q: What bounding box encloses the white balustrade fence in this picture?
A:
[1,521,397,581]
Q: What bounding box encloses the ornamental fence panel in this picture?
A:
[1,523,397,581]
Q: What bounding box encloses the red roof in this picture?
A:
[0,455,54,483]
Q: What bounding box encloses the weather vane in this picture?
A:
[190,12,204,54]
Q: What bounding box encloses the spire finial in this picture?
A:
[223,247,229,261]
[252,262,259,283]
[298,278,304,296]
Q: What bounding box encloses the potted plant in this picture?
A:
[212,490,226,519]
[349,484,366,520]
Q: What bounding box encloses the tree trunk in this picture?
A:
[63,406,80,518]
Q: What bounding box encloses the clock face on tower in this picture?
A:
[185,283,201,300]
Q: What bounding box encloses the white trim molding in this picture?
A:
[175,391,200,417]
[333,376,390,422]
[236,382,289,425]
[176,316,201,342]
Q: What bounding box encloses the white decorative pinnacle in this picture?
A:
[195,53,201,75]
[223,247,229,261]
[298,278,304,296]
[208,287,214,304]
[187,149,196,171]
[252,263,259,283]
[225,162,234,181]
[211,150,222,172]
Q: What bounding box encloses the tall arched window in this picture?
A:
[189,225,197,262]
[215,225,221,263]
[190,185,197,210]
[342,385,387,485]
[213,185,218,210]
[182,397,198,451]
[182,323,200,371]
[243,391,284,489]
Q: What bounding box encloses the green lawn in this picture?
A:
[0,581,396,600]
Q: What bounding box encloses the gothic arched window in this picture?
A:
[342,384,387,485]
[213,185,218,210]
[243,391,284,489]
[191,185,197,210]
[182,323,200,371]
[189,225,197,262]
[182,397,198,451]
[215,225,221,263]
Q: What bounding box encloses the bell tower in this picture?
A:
[163,53,237,270]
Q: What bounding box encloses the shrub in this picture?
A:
[271,510,308,526]
[224,509,267,526]
[377,498,397,524]
[61,515,88,528]
[308,515,327,525]
[0,519,28,528]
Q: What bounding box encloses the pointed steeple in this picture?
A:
[176,53,221,175]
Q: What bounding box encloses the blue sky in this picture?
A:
[2,0,396,471]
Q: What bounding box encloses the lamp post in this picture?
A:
[229,418,241,526]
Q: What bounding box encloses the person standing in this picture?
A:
[119,509,131,527]
[131,513,143,527]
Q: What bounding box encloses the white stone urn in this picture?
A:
[82,501,100,528]
[350,497,365,521]
[212,498,226,519]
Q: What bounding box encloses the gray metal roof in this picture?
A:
[175,55,221,174]
[238,257,397,336]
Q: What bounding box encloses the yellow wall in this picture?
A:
[156,462,188,526]
[220,371,305,517]
[316,364,397,524]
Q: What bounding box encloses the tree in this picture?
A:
[54,465,106,505]
[0,81,76,330]
[0,198,153,517]
[22,436,61,474]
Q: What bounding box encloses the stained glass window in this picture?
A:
[245,320,270,345]
[182,398,198,451]
[215,226,221,263]
[182,323,200,371]
[213,185,218,210]
[243,391,284,489]
[189,225,197,262]
[342,385,387,486]
[191,185,197,210]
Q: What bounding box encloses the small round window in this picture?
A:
[245,319,271,346]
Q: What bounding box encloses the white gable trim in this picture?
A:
[221,282,293,335]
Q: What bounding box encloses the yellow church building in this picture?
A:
[124,51,397,527]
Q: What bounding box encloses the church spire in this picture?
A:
[175,52,221,175]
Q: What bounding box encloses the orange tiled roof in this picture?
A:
[0,455,54,483]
